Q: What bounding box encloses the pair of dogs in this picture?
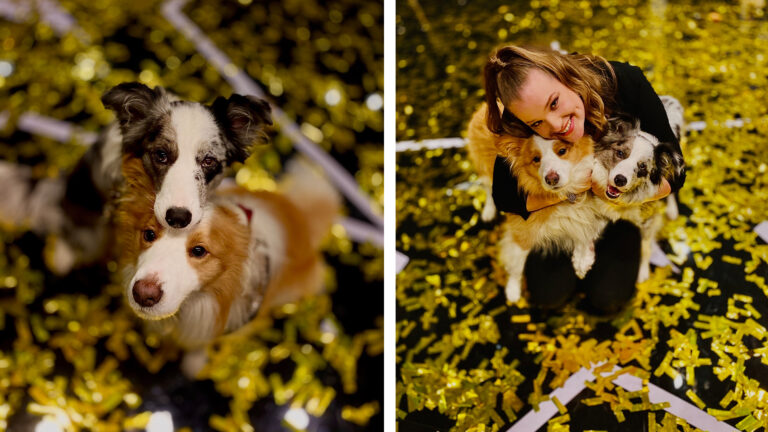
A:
[0,83,338,374]
[467,98,686,302]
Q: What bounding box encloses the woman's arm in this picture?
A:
[646,177,671,202]
[526,194,565,212]
[492,156,532,219]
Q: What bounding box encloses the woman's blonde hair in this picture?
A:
[484,45,617,138]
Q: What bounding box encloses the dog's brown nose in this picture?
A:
[132,278,163,307]
[545,171,559,186]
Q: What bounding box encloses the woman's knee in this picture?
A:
[524,249,577,309]
[582,221,641,313]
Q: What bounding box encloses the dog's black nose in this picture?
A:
[165,207,192,228]
[133,278,163,307]
[614,174,627,187]
[545,171,560,186]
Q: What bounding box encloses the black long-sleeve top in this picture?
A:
[491,61,683,219]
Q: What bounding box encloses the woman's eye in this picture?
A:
[533,156,541,163]
[201,157,217,168]
[143,229,156,242]
[550,97,559,110]
[154,150,168,164]
[558,148,567,156]
[531,121,541,129]
[190,246,207,258]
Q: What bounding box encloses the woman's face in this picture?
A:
[506,68,586,143]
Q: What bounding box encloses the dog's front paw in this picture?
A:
[665,195,679,220]
[481,197,497,222]
[572,244,595,279]
[637,262,651,283]
[505,278,522,303]
[181,348,208,379]
[45,237,76,276]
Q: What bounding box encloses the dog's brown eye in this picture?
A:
[190,246,207,258]
[533,156,541,163]
[616,150,625,158]
[154,150,168,164]
[558,148,567,156]
[201,157,217,168]
[639,162,646,170]
[143,229,156,242]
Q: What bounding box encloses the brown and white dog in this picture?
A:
[482,123,598,302]
[116,156,339,374]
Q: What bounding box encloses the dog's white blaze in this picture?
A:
[154,105,221,228]
[533,135,578,190]
[128,233,200,319]
[155,151,202,226]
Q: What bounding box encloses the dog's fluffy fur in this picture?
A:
[466,102,503,221]
[0,83,273,275]
[116,156,339,352]
[492,132,598,302]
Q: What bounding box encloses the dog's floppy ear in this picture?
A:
[652,141,686,190]
[495,135,526,160]
[500,109,534,138]
[211,94,273,163]
[102,82,170,127]
[597,116,636,151]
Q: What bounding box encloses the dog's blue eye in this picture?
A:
[616,150,626,158]
[143,229,156,242]
[190,246,207,258]
[154,150,168,164]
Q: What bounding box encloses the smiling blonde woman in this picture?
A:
[483,45,685,313]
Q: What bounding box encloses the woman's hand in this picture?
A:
[526,171,592,212]
[645,177,671,202]
[526,193,565,212]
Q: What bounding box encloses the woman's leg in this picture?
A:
[579,220,642,314]
[524,248,578,309]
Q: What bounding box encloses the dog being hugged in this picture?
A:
[116,156,340,376]
[591,115,686,282]
[492,130,604,302]
[466,102,593,221]
[0,83,273,275]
